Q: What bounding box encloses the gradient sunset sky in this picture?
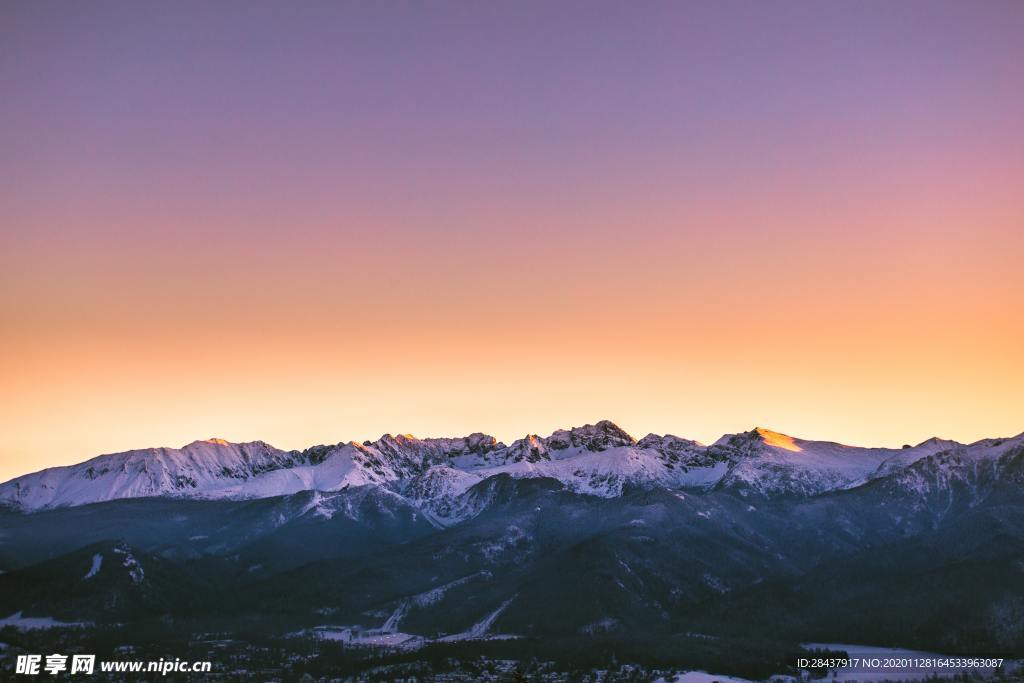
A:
[2,1,1023,481]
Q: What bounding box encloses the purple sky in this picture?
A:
[1,1,1022,477]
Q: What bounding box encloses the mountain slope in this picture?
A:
[0,540,214,622]
[0,441,1021,654]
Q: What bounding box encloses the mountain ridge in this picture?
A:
[2,420,1021,513]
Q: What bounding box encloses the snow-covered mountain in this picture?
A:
[1,421,1021,514]
[2,424,1023,658]
[0,439,300,511]
[708,427,976,497]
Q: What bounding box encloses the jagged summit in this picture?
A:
[382,433,418,442]
[542,420,635,451]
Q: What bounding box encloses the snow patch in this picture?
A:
[112,546,144,584]
[82,553,102,580]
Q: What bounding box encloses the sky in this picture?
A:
[1,1,1022,481]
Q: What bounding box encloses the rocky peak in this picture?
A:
[544,420,635,452]
[458,433,503,455]
[504,435,550,463]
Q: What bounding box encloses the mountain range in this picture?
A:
[1,420,1023,668]
[2,421,1012,515]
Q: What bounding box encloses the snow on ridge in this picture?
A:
[2,422,1021,512]
[716,429,1024,497]
[0,439,301,511]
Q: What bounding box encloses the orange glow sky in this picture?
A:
[1,2,1023,481]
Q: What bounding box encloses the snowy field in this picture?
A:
[656,672,755,683]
